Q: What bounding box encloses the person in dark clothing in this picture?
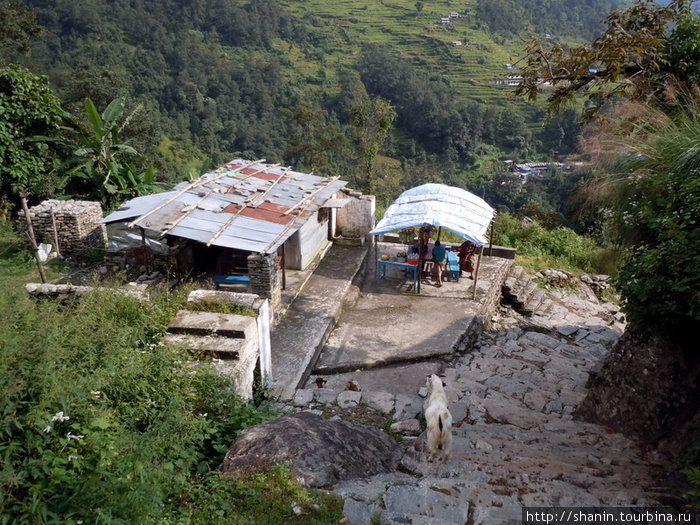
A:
[432,240,447,287]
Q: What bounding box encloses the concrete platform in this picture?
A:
[311,249,512,391]
[268,240,513,401]
[163,333,246,357]
[269,243,371,400]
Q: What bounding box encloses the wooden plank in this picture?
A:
[128,158,263,229]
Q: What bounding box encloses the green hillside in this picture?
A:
[2,0,620,210]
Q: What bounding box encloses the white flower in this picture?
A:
[68,455,78,461]
[43,425,52,433]
[90,390,102,398]
[51,411,70,422]
[66,432,84,441]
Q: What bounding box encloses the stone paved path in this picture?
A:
[288,280,667,525]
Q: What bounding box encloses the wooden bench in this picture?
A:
[213,274,251,290]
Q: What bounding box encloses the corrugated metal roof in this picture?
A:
[102,159,347,253]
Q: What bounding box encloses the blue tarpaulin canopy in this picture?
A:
[370,183,494,246]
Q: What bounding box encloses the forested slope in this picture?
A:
[3,0,621,206]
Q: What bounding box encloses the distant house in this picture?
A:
[510,162,564,182]
[449,12,460,18]
[504,75,523,86]
[440,17,451,25]
[451,40,464,46]
[505,63,512,69]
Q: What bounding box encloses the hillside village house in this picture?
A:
[102,159,374,313]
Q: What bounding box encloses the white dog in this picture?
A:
[424,374,452,463]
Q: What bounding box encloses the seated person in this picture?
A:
[457,240,478,279]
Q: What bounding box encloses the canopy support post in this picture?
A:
[417,234,424,294]
[374,235,378,284]
[472,245,483,300]
[488,219,494,256]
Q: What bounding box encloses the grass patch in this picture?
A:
[170,466,344,524]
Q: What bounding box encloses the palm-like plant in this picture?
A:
[57,97,159,208]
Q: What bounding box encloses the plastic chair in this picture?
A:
[445,252,460,281]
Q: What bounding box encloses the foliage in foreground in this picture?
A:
[609,106,700,344]
[0,276,339,524]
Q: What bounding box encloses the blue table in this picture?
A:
[213,274,251,290]
[377,259,419,291]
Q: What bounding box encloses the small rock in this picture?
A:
[390,418,421,436]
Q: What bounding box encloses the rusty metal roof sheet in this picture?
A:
[102,159,347,253]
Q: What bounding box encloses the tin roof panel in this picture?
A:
[104,159,347,253]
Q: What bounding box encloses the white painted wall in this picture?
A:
[285,210,330,270]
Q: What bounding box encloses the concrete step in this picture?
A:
[163,333,245,358]
[167,309,257,339]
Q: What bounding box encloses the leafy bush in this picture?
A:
[493,213,610,273]
[0,282,337,523]
[608,106,700,343]
[611,166,700,342]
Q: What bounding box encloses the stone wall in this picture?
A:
[19,200,105,258]
[575,331,700,456]
[335,189,375,241]
[248,252,282,318]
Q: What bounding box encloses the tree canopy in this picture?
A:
[515,0,694,120]
[0,64,63,201]
[516,0,700,343]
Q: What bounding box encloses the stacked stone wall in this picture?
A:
[247,252,282,316]
[19,200,105,259]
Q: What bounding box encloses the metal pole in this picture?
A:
[374,235,378,284]
[417,233,424,294]
[488,220,494,256]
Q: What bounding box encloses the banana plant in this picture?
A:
[43,97,160,208]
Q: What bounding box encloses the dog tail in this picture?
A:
[438,409,451,438]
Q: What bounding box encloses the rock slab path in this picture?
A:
[288,279,667,525]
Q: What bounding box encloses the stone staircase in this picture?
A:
[501,265,553,317]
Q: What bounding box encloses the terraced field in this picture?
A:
[279,0,543,111]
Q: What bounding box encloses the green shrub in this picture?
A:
[492,213,610,273]
[0,286,286,523]
[611,166,700,342]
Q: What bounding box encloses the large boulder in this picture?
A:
[220,411,402,488]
